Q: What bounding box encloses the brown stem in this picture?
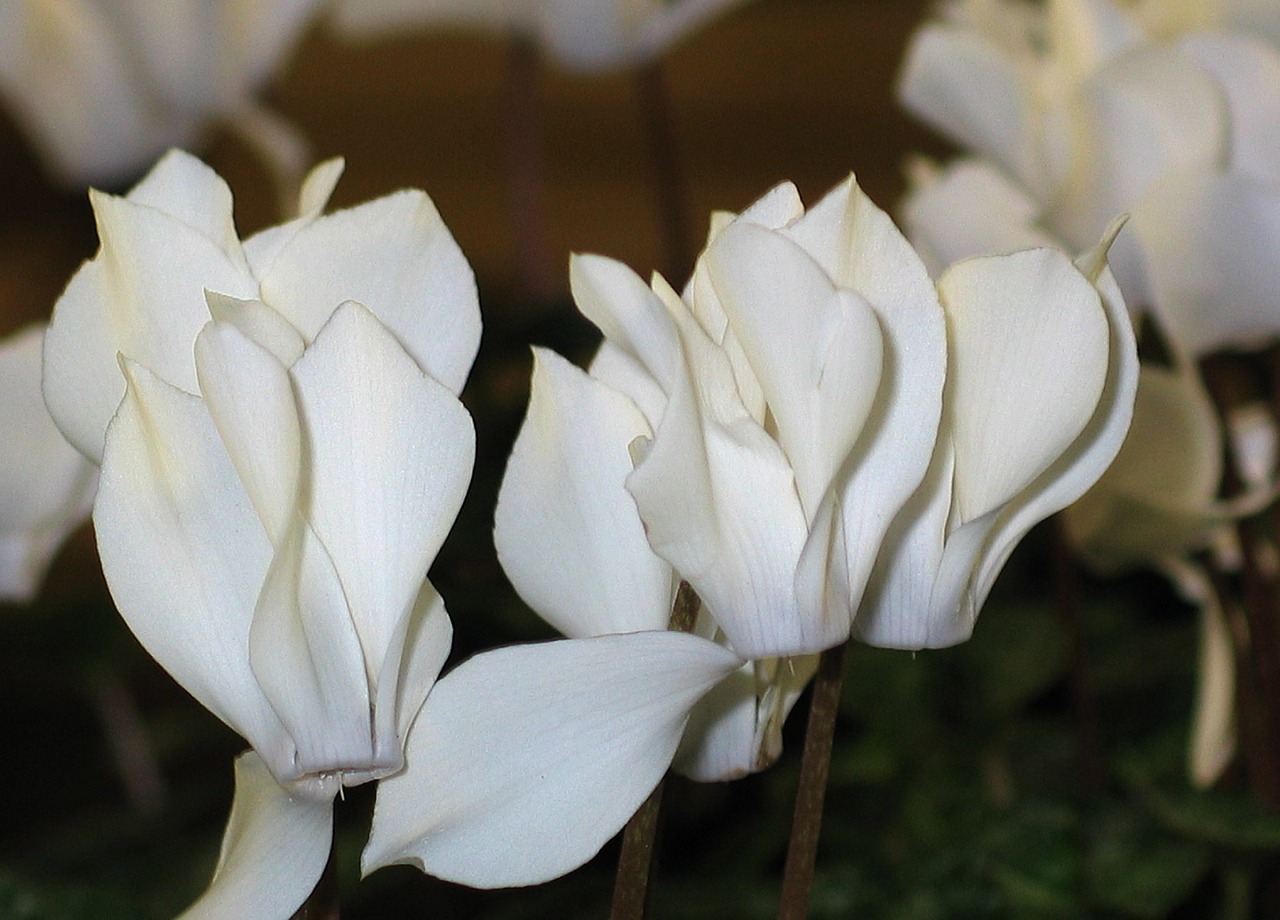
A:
[1052,515,1103,793]
[504,35,557,305]
[636,61,692,285]
[777,641,847,920]
[290,838,339,920]
[608,582,701,920]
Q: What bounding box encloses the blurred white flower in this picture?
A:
[330,0,756,71]
[0,324,96,601]
[0,0,323,187]
[899,0,1280,360]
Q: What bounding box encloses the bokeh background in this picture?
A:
[2,1,1273,917]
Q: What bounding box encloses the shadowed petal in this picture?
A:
[496,348,673,638]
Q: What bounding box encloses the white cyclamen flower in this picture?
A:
[899,0,1280,360]
[330,0,756,72]
[0,0,323,187]
[42,150,481,918]
[362,175,1138,887]
[0,324,96,601]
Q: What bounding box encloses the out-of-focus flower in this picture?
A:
[362,176,1137,887]
[43,150,482,917]
[899,0,1280,360]
[44,149,479,463]
[330,0,756,71]
[0,0,323,187]
[0,324,96,601]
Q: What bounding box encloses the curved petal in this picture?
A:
[363,632,741,888]
[495,348,674,638]
[176,751,333,920]
[1130,170,1280,357]
[291,302,474,684]
[44,190,257,460]
[627,290,814,658]
[704,222,884,521]
[124,149,246,263]
[194,320,301,546]
[940,248,1110,523]
[94,359,291,769]
[0,325,96,600]
[260,190,481,394]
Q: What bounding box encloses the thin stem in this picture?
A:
[777,641,847,920]
[503,35,557,305]
[290,838,339,920]
[90,673,167,815]
[608,582,700,920]
[636,60,691,285]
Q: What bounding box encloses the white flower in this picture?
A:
[360,176,1138,888]
[899,0,1280,359]
[0,324,96,601]
[329,0,756,72]
[42,150,482,918]
[0,1,324,187]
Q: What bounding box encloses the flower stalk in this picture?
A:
[608,583,701,920]
[504,35,557,305]
[777,640,847,920]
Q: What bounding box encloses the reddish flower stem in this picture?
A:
[777,640,847,920]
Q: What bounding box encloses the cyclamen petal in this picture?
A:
[175,751,333,920]
[364,632,742,888]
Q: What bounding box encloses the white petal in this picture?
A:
[176,751,333,920]
[194,320,301,546]
[963,235,1139,616]
[124,150,246,263]
[261,190,480,394]
[940,248,1110,523]
[388,581,453,748]
[675,653,818,781]
[1176,561,1237,788]
[571,253,684,392]
[204,292,306,367]
[94,359,291,768]
[0,325,96,600]
[704,223,884,520]
[291,302,474,684]
[249,517,374,787]
[1131,170,1280,356]
[495,348,673,637]
[898,24,1036,189]
[44,191,258,460]
[363,632,741,887]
